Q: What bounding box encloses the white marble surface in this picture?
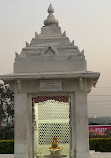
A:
[89,151,111,158]
[0,152,111,158]
[0,155,14,158]
[0,4,100,158]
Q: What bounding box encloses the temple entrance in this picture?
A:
[32,96,71,158]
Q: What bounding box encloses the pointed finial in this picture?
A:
[15,52,19,58]
[62,31,66,37]
[70,40,74,46]
[26,42,30,47]
[44,4,59,26]
[48,4,54,13]
[81,50,84,55]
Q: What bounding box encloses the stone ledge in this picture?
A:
[0,155,14,158]
[0,71,100,81]
[1,152,111,158]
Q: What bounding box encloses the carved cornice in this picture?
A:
[78,77,99,93]
[87,78,99,93]
[17,80,21,91]
[79,77,84,91]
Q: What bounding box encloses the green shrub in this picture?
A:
[89,138,111,152]
[0,128,14,140]
[0,140,14,154]
[1,138,111,154]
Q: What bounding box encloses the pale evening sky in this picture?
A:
[0,0,111,117]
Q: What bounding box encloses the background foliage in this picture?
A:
[1,138,111,154]
[89,138,111,152]
[0,140,14,154]
[0,83,14,140]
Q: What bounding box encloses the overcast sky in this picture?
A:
[0,0,111,117]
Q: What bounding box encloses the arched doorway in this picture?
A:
[32,96,71,157]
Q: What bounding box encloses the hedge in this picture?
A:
[1,138,111,153]
[89,138,111,152]
[0,140,14,154]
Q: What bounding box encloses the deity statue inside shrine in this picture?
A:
[49,137,60,149]
[49,137,62,156]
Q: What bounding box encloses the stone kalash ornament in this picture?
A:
[49,137,62,156]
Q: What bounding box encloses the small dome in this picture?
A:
[44,4,59,26]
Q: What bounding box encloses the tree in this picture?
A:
[0,84,3,137]
[0,83,14,140]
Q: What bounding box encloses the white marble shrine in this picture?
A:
[1,4,100,158]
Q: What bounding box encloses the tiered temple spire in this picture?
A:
[44,4,59,26]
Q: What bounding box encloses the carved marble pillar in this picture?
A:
[74,91,89,158]
[14,93,28,158]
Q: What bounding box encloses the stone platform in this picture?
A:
[0,152,111,158]
[0,155,14,158]
[89,151,111,158]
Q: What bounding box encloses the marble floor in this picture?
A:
[0,152,111,158]
[0,155,14,158]
[89,151,111,158]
